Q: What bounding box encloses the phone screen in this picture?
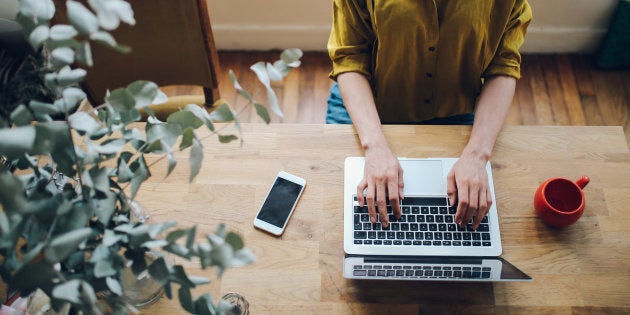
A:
[256,177,304,228]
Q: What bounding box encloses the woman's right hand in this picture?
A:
[356,145,404,228]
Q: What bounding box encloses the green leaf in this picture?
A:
[194,294,217,315]
[129,155,150,199]
[265,85,283,118]
[45,227,92,264]
[183,104,214,131]
[51,46,75,65]
[167,111,203,129]
[117,156,134,183]
[90,31,130,53]
[10,262,57,292]
[228,70,252,100]
[165,229,188,243]
[10,104,34,126]
[179,128,195,150]
[185,225,197,249]
[254,102,270,124]
[209,102,235,122]
[148,221,177,238]
[148,257,170,285]
[0,126,36,159]
[232,248,256,267]
[35,123,76,176]
[52,279,81,304]
[93,191,117,224]
[69,111,100,135]
[189,138,203,182]
[107,87,136,112]
[106,277,122,295]
[29,25,49,49]
[281,48,303,67]
[218,134,238,143]
[225,232,244,251]
[166,152,176,177]
[29,100,59,115]
[75,40,93,66]
[60,87,86,112]
[50,24,78,41]
[250,62,270,86]
[56,66,87,85]
[94,258,117,278]
[127,81,159,108]
[19,0,55,22]
[102,229,121,246]
[146,122,182,149]
[94,138,125,154]
[67,0,99,34]
[178,286,195,314]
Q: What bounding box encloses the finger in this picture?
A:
[376,182,389,227]
[398,166,405,200]
[454,181,468,226]
[389,181,401,219]
[463,183,480,228]
[357,179,367,207]
[446,171,457,207]
[472,188,488,229]
[365,181,377,224]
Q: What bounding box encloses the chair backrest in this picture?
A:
[53,0,220,106]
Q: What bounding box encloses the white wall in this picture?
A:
[208,0,621,53]
[1,0,620,53]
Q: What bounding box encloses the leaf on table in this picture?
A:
[45,227,93,264]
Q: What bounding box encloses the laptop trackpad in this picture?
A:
[401,159,445,196]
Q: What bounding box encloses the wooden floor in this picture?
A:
[165,52,630,148]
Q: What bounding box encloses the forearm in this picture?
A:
[337,72,389,152]
[463,75,516,161]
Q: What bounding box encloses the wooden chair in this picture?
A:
[54,0,221,120]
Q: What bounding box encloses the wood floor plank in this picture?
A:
[542,55,571,125]
[556,54,586,125]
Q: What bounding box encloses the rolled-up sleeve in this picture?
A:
[327,0,374,81]
[483,0,532,79]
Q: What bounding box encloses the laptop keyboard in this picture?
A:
[352,263,492,280]
[353,196,492,247]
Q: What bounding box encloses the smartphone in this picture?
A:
[253,171,306,235]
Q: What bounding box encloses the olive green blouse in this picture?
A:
[328,0,532,123]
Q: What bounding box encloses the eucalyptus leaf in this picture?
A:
[75,41,93,66]
[52,279,81,304]
[254,102,270,124]
[106,277,123,296]
[51,46,75,65]
[183,104,214,131]
[69,111,100,135]
[107,87,136,112]
[265,85,283,118]
[208,103,234,122]
[167,111,203,130]
[94,138,125,154]
[94,258,117,278]
[61,87,87,112]
[250,62,270,86]
[218,134,238,143]
[90,31,130,53]
[67,0,99,34]
[178,286,195,314]
[127,81,159,108]
[19,0,55,22]
[0,126,36,159]
[129,155,150,199]
[225,232,244,251]
[148,257,170,285]
[56,66,87,85]
[266,62,284,81]
[188,138,203,182]
[29,25,49,49]
[280,48,304,67]
[50,24,78,41]
[166,152,177,177]
[10,104,34,127]
[148,221,177,238]
[228,70,251,100]
[45,227,92,264]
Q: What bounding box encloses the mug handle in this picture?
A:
[576,176,590,189]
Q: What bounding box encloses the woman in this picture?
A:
[327,0,532,229]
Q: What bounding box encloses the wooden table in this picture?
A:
[140,124,630,314]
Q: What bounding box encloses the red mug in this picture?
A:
[534,176,590,228]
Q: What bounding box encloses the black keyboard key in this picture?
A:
[482,233,490,240]
[402,206,411,214]
[439,207,448,214]
[354,231,367,239]
[368,270,376,276]
[364,240,373,245]
[403,240,412,245]
[406,232,414,239]
[384,240,392,245]
[354,240,362,244]
[368,232,376,239]
[401,223,409,231]
[363,223,372,230]
[354,270,367,276]
[377,231,386,239]
[394,240,402,245]
[396,232,405,239]
[387,232,396,239]
[412,206,420,214]
[483,242,491,246]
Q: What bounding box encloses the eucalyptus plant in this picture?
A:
[0,0,302,314]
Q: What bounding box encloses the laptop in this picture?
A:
[343,157,532,282]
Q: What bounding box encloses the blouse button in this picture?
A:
[428,46,436,52]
